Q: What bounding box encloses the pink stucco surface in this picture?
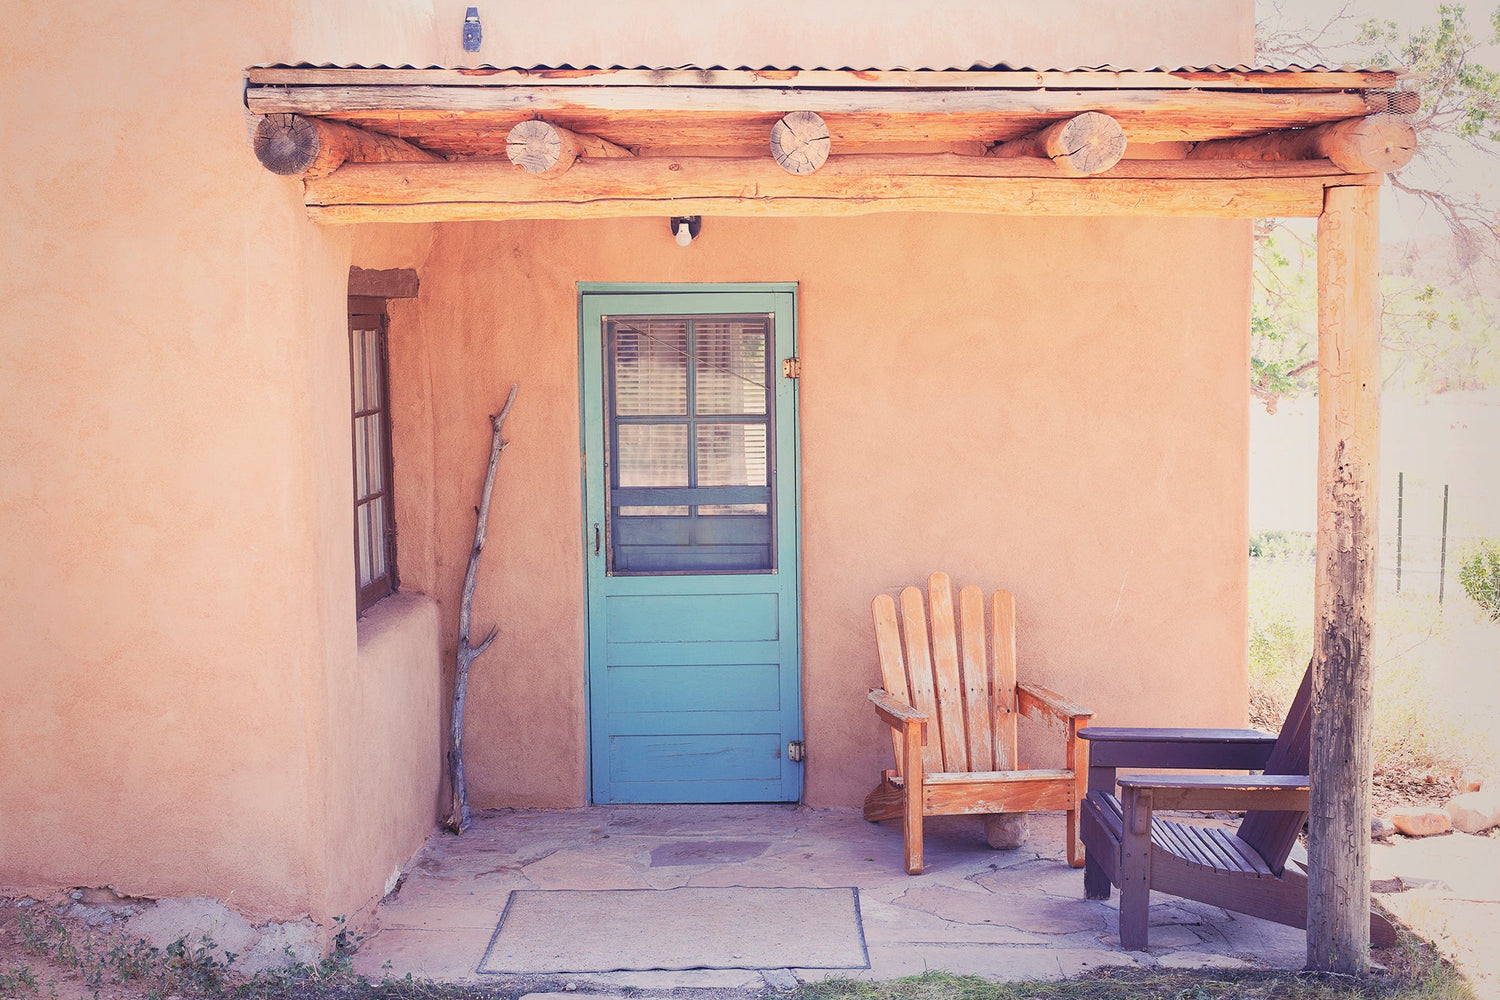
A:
[369,215,1252,810]
[1,0,1253,921]
[0,3,441,925]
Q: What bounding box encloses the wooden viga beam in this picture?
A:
[300,154,1372,224]
[253,113,441,177]
[505,119,634,177]
[1188,114,1417,174]
[987,112,1127,176]
[770,111,831,174]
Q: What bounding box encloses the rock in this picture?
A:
[1372,816,1395,840]
[1446,790,1500,835]
[1391,808,1452,838]
[123,897,319,973]
[1459,769,1485,793]
[983,813,1030,850]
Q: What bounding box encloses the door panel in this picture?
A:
[582,286,800,804]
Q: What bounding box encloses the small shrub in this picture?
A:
[1249,529,1316,560]
[0,963,39,997]
[1457,538,1500,621]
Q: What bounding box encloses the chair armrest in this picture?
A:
[868,688,927,736]
[1117,773,1309,812]
[1078,726,1278,771]
[1017,683,1093,723]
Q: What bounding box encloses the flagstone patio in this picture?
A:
[352,805,1307,988]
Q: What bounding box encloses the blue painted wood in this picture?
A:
[582,285,801,804]
[607,663,781,713]
[608,734,784,782]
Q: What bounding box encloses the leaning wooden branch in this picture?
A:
[445,383,518,834]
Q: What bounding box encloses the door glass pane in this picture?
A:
[616,424,688,487]
[614,320,688,415]
[696,321,768,415]
[696,423,767,487]
[605,312,775,576]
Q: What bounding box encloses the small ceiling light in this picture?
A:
[462,7,482,53]
[670,216,701,247]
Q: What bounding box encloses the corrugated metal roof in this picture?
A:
[251,61,1394,76]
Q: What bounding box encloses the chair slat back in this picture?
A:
[989,589,1020,769]
[927,573,969,771]
[872,572,1021,777]
[958,585,994,770]
[871,593,911,773]
[1236,661,1313,874]
[898,585,945,773]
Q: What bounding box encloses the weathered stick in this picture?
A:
[445,383,518,834]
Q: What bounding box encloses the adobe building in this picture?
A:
[1,0,1399,960]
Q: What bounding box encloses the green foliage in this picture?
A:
[0,964,40,998]
[1250,232,1318,406]
[801,965,1473,1000]
[1457,537,1500,619]
[1357,5,1500,146]
[1249,4,1500,406]
[1249,529,1315,560]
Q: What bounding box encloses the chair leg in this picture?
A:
[903,789,923,875]
[1118,787,1152,950]
[1065,808,1083,868]
[901,725,924,875]
[1084,854,1112,900]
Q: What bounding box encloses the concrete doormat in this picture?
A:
[477,886,870,974]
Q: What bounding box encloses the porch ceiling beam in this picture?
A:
[300,154,1374,224]
[246,65,1406,92]
[987,112,1127,176]
[1189,114,1417,174]
[505,119,635,176]
[252,113,440,177]
[247,84,1387,126]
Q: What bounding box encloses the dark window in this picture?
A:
[350,297,397,612]
[605,314,775,575]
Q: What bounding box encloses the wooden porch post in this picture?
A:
[1308,183,1381,974]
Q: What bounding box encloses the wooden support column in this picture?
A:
[253,113,440,177]
[1308,183,1381,975]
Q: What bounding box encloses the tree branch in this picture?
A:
[445,383,519,835]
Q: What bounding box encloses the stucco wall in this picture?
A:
[1,0,1253,923]
[382,215,1251,809]
[296,0,1252,74]
[0,3,438,925]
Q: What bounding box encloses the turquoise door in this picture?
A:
[581,284,801,803]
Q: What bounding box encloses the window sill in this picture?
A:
[356,591,439,651]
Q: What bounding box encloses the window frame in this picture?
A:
[349,295,398,614]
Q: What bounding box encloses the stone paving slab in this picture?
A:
[353,804,1407,987]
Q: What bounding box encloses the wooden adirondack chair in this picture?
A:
[1079,663,1397,950]
[863,572,1094,875]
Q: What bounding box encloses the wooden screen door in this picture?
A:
[581,284,802,803]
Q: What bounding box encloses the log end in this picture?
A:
[507,119,566,174]
[771,110,831,175]
[1333,115,1418,174]
[253,113,321,176]
[1056,111,1128,176]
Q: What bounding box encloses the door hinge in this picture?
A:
[782,357,801,380]
[787,740,806,763]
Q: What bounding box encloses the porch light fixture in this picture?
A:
[670,216,701,247]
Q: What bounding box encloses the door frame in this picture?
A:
[578,281,802,803]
